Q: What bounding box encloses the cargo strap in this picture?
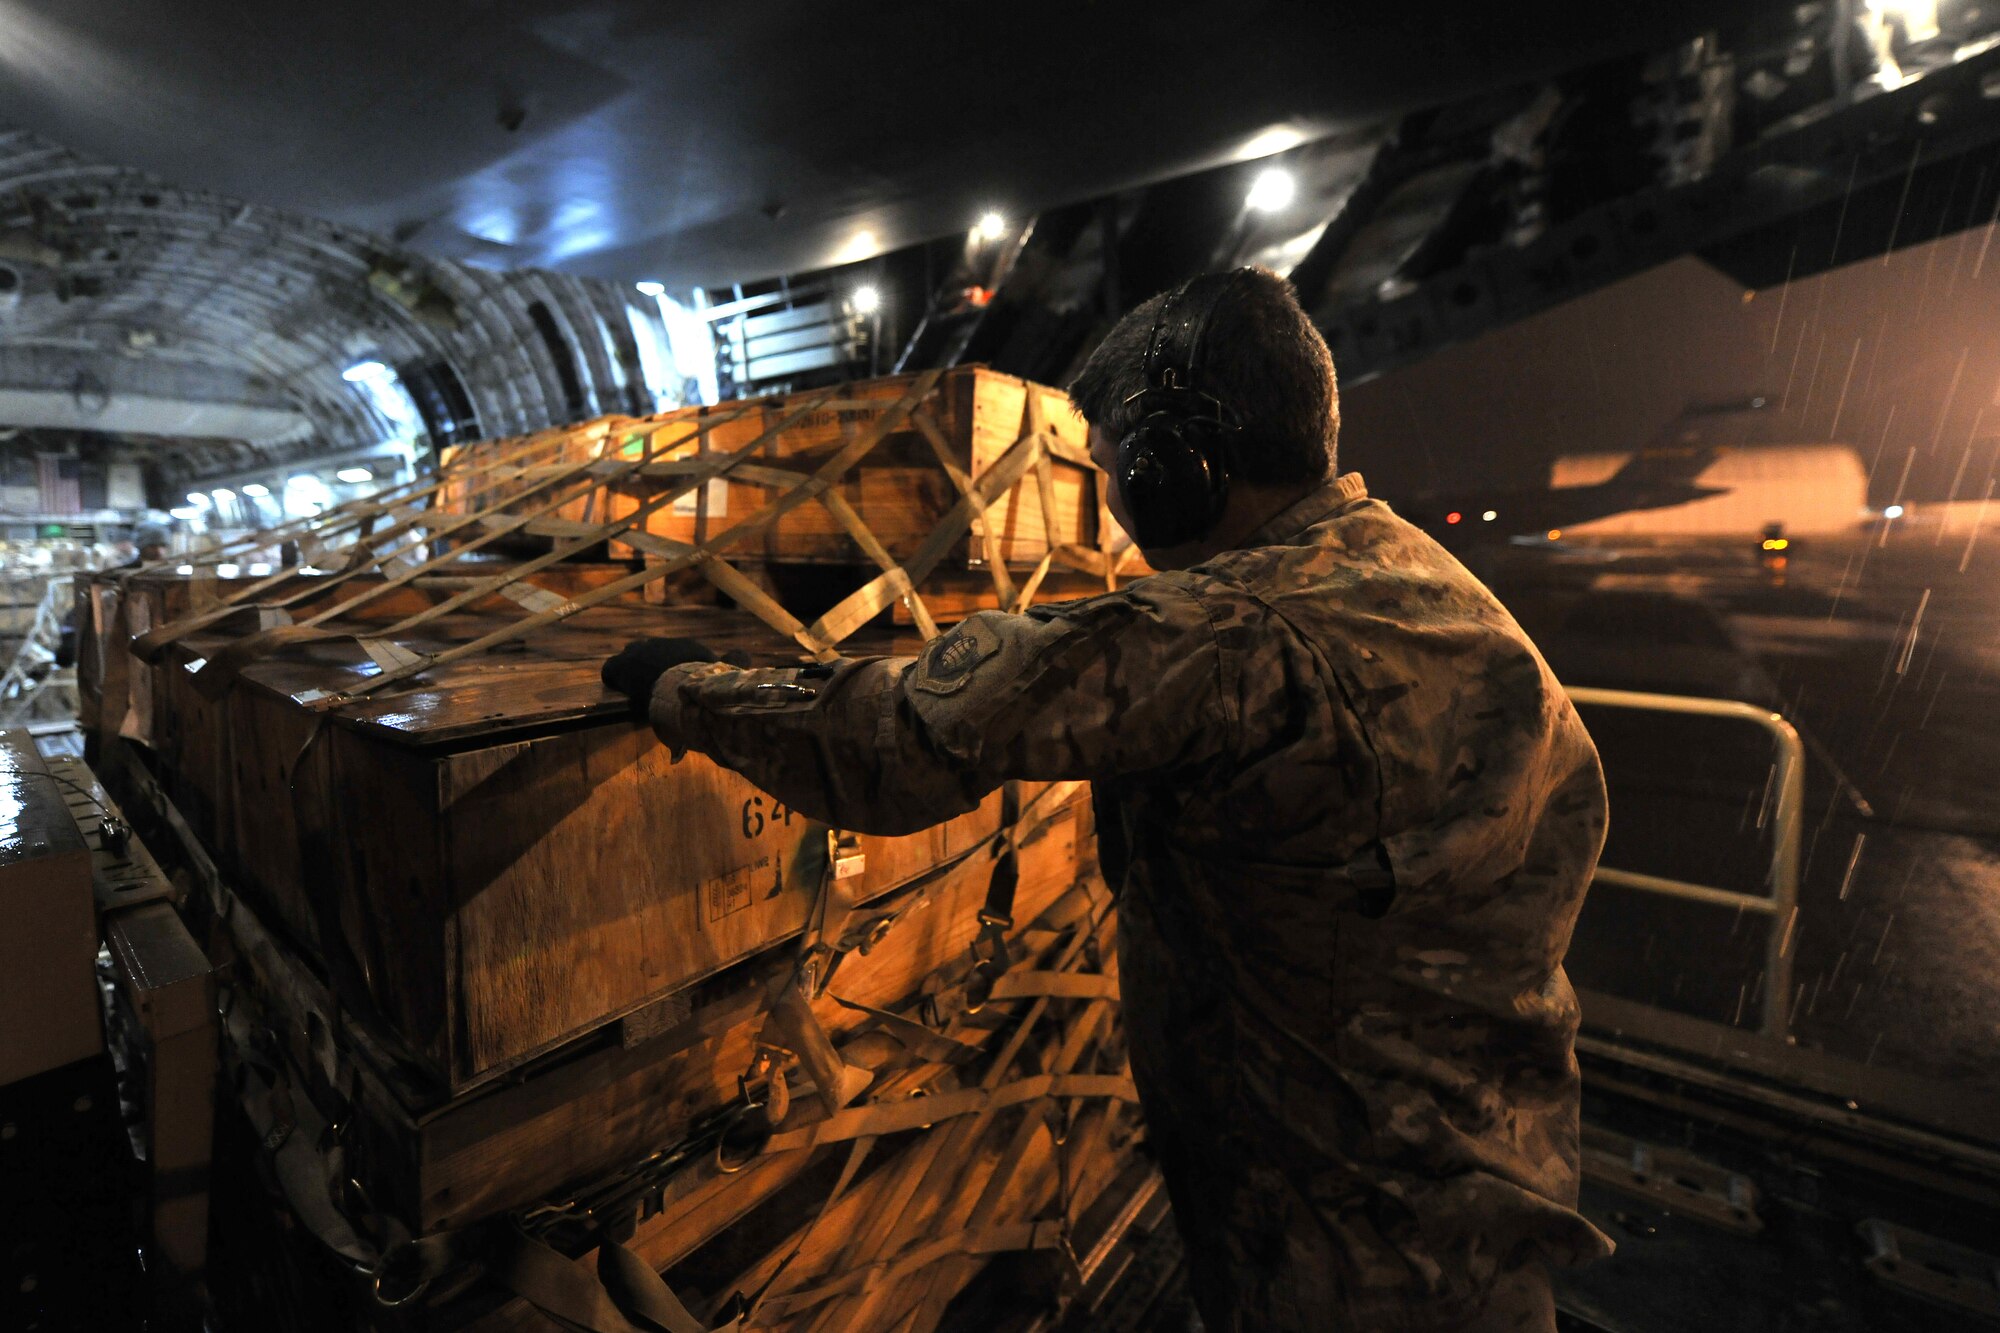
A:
[743,897,1122,1327]
[553,869,1119,1329]
[307,372,944,707]
[182,369,1128,717]
[755,978,873,1118]
[828,996,981,1067]
[745,780,1085,1121]
[796,826,864,993]
[220,916,1122,1333]
[496,1230,740,1333]
[986,971,1121,1001]
[749,1218,1066,1322]
[180,394,804,696]
[131,422,592,660]
[760,1071,1139,1155]
[228,1005,377,1270]
[967,782,1024,1010]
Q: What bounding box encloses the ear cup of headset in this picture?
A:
[1116,411,1232,549]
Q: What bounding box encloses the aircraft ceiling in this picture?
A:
[0,0,1783,287]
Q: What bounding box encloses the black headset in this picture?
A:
[1114,268,1254,549]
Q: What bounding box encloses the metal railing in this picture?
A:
[1566,686,1805,1038]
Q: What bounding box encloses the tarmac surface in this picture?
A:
[1487,526,2000,1097]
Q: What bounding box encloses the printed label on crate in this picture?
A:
[671,477,729,518]
[700,853,782,924]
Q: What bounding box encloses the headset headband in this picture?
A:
[1140,268,1255,398]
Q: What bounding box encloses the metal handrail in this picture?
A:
[1566,686,1805,1038]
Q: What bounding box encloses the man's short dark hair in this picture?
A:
[1067,267,1338,487]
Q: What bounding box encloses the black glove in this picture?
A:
[600,637,750,709]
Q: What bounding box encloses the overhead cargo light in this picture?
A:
[634,280,666,297]
[833,230,877,265]
[240,482,270,497]
[975,211,1007,242]
[852,285,882,315]
[1234,125,1307,161]
[1246,167,1296,213]
[211,487,235,503]
[1868,0,1940,43]
[284,474,333,519]
[1884,504,1905,518]
[336,467,374,484]
[342,359,391,383]
[186,492,210,508]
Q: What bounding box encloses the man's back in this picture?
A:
[1099,472,1613,1328]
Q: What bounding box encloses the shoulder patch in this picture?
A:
[912,619,1000,695]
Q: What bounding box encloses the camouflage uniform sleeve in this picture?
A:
[647,572,1235,837]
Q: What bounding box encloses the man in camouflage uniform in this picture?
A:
[605,269,1613,1330]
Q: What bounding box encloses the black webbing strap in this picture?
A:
[965,782,1023,1010]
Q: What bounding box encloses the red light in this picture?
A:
[1446,511,1462,524]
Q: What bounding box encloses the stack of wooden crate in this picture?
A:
[81,367,1152,1331]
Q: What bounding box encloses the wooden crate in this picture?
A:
[146,600,1084,1093]
[447,366,1113,570]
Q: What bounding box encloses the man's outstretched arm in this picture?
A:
[640,572,1235,838]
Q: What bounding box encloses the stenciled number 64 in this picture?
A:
[739,795,794,839]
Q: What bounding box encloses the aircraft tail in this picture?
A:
[1606,440,1724,487]
[1607,396,1765,486]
